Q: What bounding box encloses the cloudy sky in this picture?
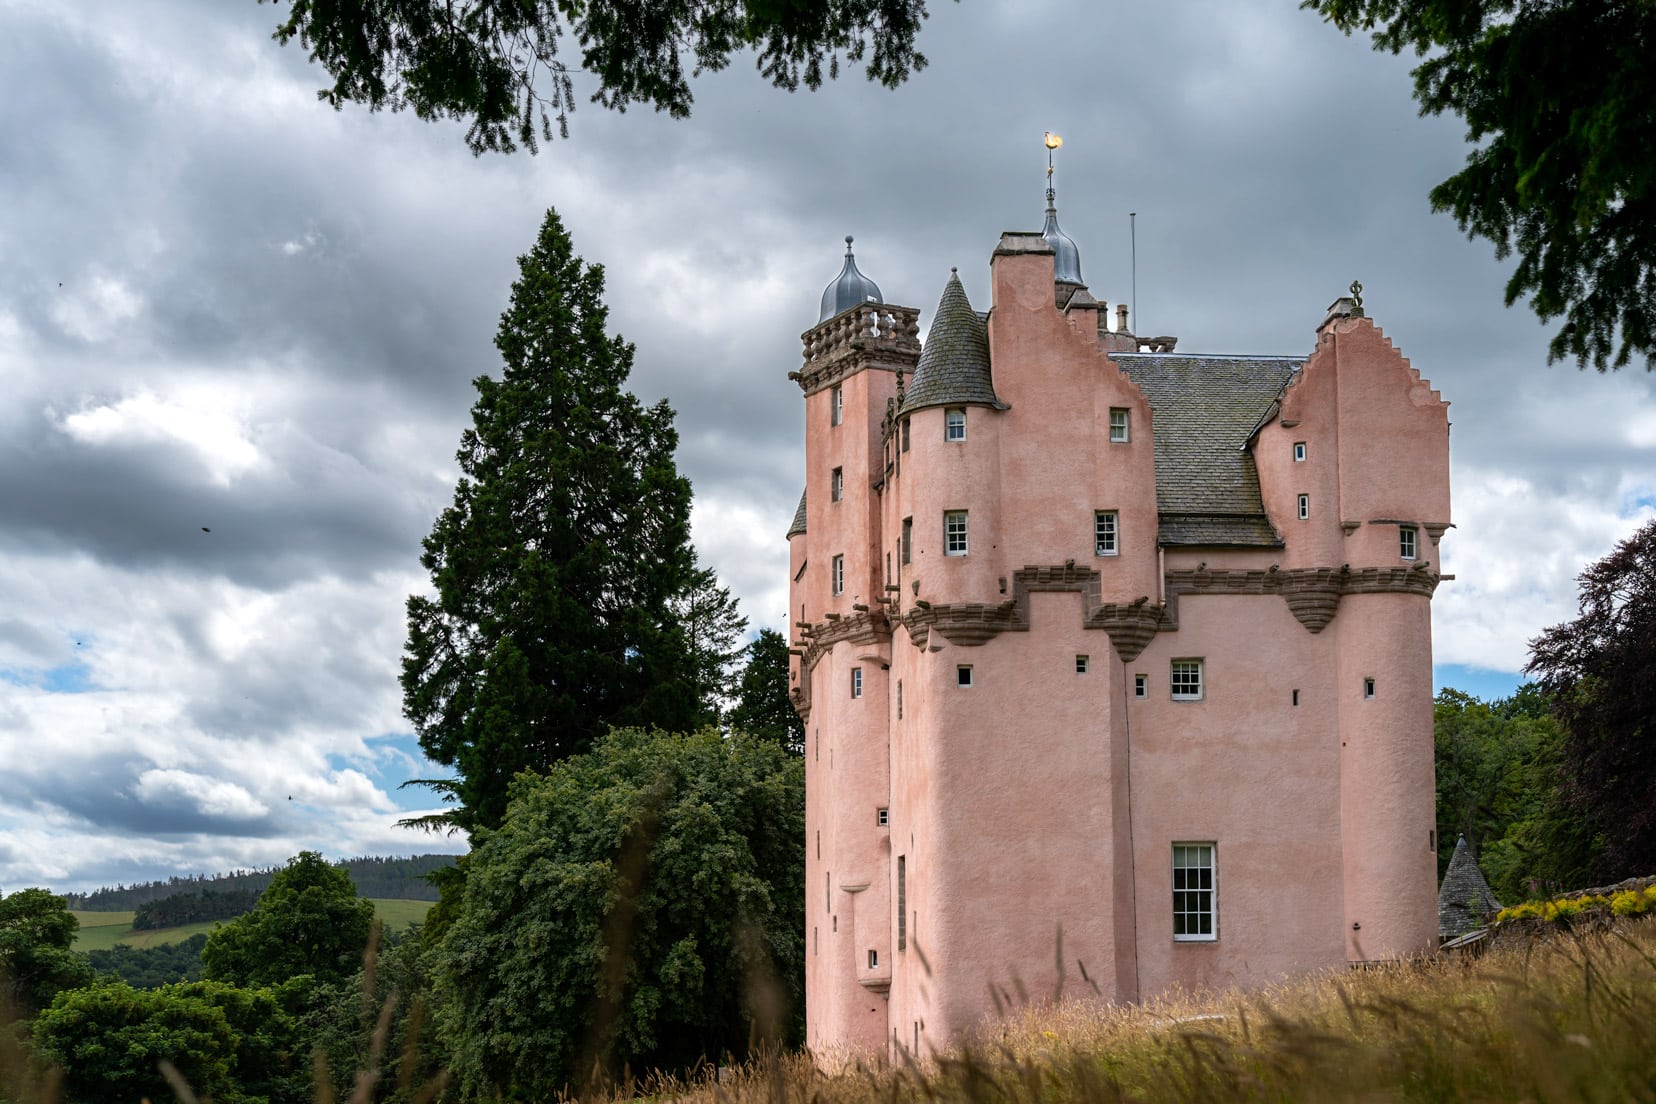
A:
[2,0,1651,894]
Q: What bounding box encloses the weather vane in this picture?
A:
[1045,131,1062,202]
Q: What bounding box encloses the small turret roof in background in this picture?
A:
[900,270,1001,415]
[819,236,884,323]
[787,488,807,538]
[1439,834,1502,940]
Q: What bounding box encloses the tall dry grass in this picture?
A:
[645,917,1656,1104]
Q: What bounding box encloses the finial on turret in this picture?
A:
[1039,132,1083,286]
[1349,279,1365,316]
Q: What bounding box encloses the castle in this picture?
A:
[785,172,1452,1058]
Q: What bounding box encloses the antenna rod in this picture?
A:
[1130,211,1137,333]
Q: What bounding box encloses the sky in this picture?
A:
[2,1,1652,895]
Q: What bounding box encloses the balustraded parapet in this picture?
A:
[795,303,921,393]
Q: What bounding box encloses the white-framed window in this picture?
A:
[1095,510,1119,556]
[1109,408,1130,443]
[1076,655,1089,674]
[1400,525,1418,560]
[1297,494,1310,520]
[851,668,863,698]
[831,554,845,596]
[830,385,844,426]
[1135,673,1147,698]
[1171,659,1203,701]
[1172,843,1217,941]
[1293,441,1307,462]
[944,510,968,556]
[945,407,967,441]
[901,517,912,564]
[1364,677,1376,699]
[877,807,889,827]
[831,467,843,502]
[957,665,973,688]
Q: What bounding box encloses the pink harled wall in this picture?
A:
[793,233,1450,1060]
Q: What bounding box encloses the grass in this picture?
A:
[70,899,433,951]
[646,916,1656,1104]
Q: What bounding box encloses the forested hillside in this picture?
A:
[63,854,455,909]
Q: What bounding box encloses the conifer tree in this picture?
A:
[403,209,699,832]
[728,628,805,754]
[676,553,749,728]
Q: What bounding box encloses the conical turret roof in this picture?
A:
[819,236,883,322]
[1438,834,1503,939]
[900,271,999,415]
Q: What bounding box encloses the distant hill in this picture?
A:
[63,853,457,910]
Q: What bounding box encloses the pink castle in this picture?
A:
[785,180,1452,1058]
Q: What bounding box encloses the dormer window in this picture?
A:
[945,408,966,442]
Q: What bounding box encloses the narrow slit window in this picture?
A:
[831,386,844,426]
[831,467,844,502]
[896,680,903,719]
[897,856,907,950]
[1297,494,1310,520]
[1364,677,1376,699]
[1292,688,1300,707]
[901,418,911,452]
[831,554,845,596]
[868,949,879,969]
[901,517,913,564]
[851,667,862,698]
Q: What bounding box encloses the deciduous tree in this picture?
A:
[0,888,93,1017]
[264,0,934,153]
[1528,517,1656,879]
[403,207,700,832]
[200,851,374,989]
[432,727,804,1099]
[1303,0,1656,370]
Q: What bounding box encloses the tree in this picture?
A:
[265,0,934,154]
[677,554,749,728]
[431,727,804,1099]
[1432,686,1598,902]
[201,851,375,989]
[728,628,805,754]
[0,888,94,1017]
[1303,0,1656,371]
[1528,517,1656,879]
[403,207,701,833]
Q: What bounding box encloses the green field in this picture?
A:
[72,898,432,952]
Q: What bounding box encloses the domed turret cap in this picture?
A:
[901,270,1000,414]
[1042,198,1084,286]
[819,236,884,322]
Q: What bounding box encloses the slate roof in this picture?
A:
[1114,353,1300,548]
[786,488,807,538]
[900,272,1001,415]
[1438,835,1502,940]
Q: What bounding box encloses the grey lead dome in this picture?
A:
[819,236,884,322]
[1042,198,1084,286]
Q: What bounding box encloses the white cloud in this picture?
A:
[58,388,264,485]
[47,272,143,343]
[134,769,269,820]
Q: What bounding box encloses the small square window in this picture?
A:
[1293,441,1307,462]
[1171,659,1203,701]
[1297,494,1310,521]
[1135,673,1147,698]
[1095,510,1119,556]
[831,386,844,426]
[1400,525,1418,560]
[957,665,973,688]
[1076,655,1090,674]
[851,668,862,698]
[877,807,889,827]
[945,408,966,441]
[831,554,845,596]
[1173,843,1217,941]
[831,467,844,502]
[944,510,968,556]
[1364,677,1376,699]
[901,517,912,564]
[1109,408,1130,443]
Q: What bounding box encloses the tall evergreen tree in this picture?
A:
[676,553,749,728]
[728,628,805,754]
[403,209,699,832]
